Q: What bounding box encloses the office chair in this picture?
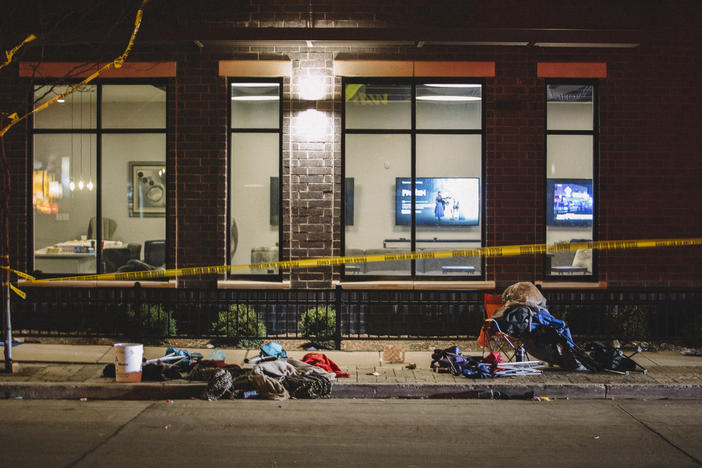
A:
[126,243,142,261]
[102,247,132,273]
[88,217,117,240]
[144,240,166,267]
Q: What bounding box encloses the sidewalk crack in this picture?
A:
[96,347,112,364]
[63,401,157,468]
[615,403,702,466]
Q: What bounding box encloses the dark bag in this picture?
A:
[523,325,599,371]
[431,346,465,376]
[460,358,495,379]
[585,341,638,372]
[496,305,533,337]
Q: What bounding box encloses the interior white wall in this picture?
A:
[33,85,96,129]
[230,133,279,267]
[346,91,481,130]
[346,101,411,129]
[344,135,483,250]
[101,84,166,129]
[417,101,481,129]
[102,134,166,254]
[33,85,166,269]
[33,134,96,250]
[345,134,411,251]
[416,134,482,241]
[547,102,593,131]
[102,103,165,129]
[231,101,280,129]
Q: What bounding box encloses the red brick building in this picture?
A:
[2,0,701,298]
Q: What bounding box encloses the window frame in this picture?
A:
[29,78,169,277]
[226,77,283,280]
[543,78,599,282]
[341,77,487,281]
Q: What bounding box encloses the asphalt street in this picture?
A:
[1,399,701,467]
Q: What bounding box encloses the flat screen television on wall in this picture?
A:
[395,177,480,226]
[546,178,594,226]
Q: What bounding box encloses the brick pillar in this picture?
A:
[487,60,544,287]
[285,51,339,288]
[174,52,228,287]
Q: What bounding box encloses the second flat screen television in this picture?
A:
[395,177,480,226]
[546,178,593,226]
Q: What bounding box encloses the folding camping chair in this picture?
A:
[477,293,529,362]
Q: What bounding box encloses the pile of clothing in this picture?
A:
[430,346,506,378]
[196,342,347,401]
[103,342,348,400]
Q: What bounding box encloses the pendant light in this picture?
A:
[77,89,85,191]
[87,88,94,191]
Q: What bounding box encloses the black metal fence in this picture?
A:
[9,286,702,346]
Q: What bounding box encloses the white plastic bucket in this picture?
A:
[114,343,143,382]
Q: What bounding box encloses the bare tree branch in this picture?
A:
[0,34,36,71]
[0,0,151,137]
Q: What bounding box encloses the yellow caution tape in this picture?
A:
[1,266,33,299]
[1,266,36,282]
[9,284,26,300]
[5,237,700,289]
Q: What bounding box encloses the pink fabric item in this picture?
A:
[484,351,503,365]
[302,352,350,378]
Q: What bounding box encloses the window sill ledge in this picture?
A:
[217,280,291,289]
[337,280,496,290]
[536,280,607,290]
[19,279,176,288]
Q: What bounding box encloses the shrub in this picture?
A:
[126,303,176,342]
[606,305,650,341]
[298,305,337,349]
[211,304,266,348]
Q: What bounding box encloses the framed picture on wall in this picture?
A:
[128,161,166,217]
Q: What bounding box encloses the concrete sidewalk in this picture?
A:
[2,343,702,400]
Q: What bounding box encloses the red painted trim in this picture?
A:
[415,61,495,77]
[537,62,607,78]
[19,61,177,78]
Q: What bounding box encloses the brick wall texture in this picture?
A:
[1,1,701,289]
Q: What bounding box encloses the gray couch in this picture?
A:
[347,248,481,275]
[250,245,482,275]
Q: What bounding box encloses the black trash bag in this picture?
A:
[522,325,598,371]
[496,305,534,338]
[430,346,465,376]
[142,363,167,381]
[585,341,638,372]
[102,363,116,378]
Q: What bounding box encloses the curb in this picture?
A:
[3,382,702,401]
[331,383,605,400]
[333,383,702,400]
[1,382,206,401]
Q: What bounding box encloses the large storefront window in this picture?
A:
[32,82,167,275]
[228,79,282,276]
[545,82,597,278]
[343,80,484,278]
